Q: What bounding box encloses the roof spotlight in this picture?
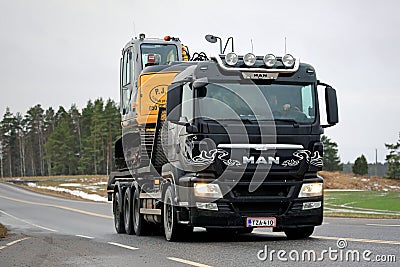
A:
[282,54,295,68]
[263,54,276,67]
[225,52,238,66]
[243,53,256,66]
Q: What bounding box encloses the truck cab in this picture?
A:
[163,52,338,239]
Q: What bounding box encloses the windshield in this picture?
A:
[197,82,316,124]
[141,44,179,67]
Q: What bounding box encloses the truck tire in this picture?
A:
[133,189,149,236]
[284,226,314,239]
[113,190,125,234]
[163,185,192,241]
[123,187,135,235]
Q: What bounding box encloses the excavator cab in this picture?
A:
[118,35,187,169]
[119,34,184,118]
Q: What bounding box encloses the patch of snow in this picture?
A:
[26,183,107,202]
[389,185,400,189]
[83,186,99,190]
[361,178,369,182]
[59,183,83,187]
[93,182,108,186]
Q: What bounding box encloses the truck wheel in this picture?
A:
[113,190,125,234]
[123,187,135,235]
[133,189,149,236]
[163,185,191,241]
[284,226,314,239]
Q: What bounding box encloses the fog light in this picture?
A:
[196,202,218,211]
[263,54,276,67]
[243,53,256,66]
[302,201,322,210]
[225,52,238,66]
[298,183,323,198]
[282,54,295,68]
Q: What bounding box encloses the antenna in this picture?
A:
[251,39,254,53]
[133,20,136,38]
[284,37,287,54]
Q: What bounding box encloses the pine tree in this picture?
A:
[43,107,56,175]
[385,134,400,179]
[1,108,18,177]
[353,154,368,175]
[103,99,121,174]
[25,105,45,176]
[45,108,77,175]
[321,135,343,171]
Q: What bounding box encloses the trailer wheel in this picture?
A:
[284,226,314,239]
[123,187,135,235]
[113,190,125,234]
[133,189,149,235]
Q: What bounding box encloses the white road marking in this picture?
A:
[0,237,31,250]
[167,257,213,267]
[107,242,139,251]
[75,234,94,239]
[366,223,400,227]
[0,210,58,232]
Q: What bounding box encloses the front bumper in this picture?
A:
[178,174,324,229]
[188,198,323,229]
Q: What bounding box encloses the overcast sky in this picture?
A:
[0,0,399,163]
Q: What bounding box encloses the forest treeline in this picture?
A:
[0,98,121,177]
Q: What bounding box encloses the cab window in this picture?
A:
[141,44,178,67]
[122,50,132,86]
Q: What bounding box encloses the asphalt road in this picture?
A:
[0,183,399,267]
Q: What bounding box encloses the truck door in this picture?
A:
[120,47,136,120]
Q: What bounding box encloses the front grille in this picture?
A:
[232,202,289,216]
[231,184,293,198]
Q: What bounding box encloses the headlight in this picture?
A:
[194,183,223,198]
[282,54,295,68]
[263,54,276,67]
[243,53,256,66]
[225,52,238,66]
[298,183,323,198]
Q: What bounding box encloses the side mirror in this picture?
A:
[325,86,339,126]
[192,77,209,89]
[166,84,182,123]
[177,116,189,126]
[177,116,198,133]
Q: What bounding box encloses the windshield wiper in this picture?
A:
[273,118,300,127]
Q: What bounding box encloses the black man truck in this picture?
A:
[107,34,339,241]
